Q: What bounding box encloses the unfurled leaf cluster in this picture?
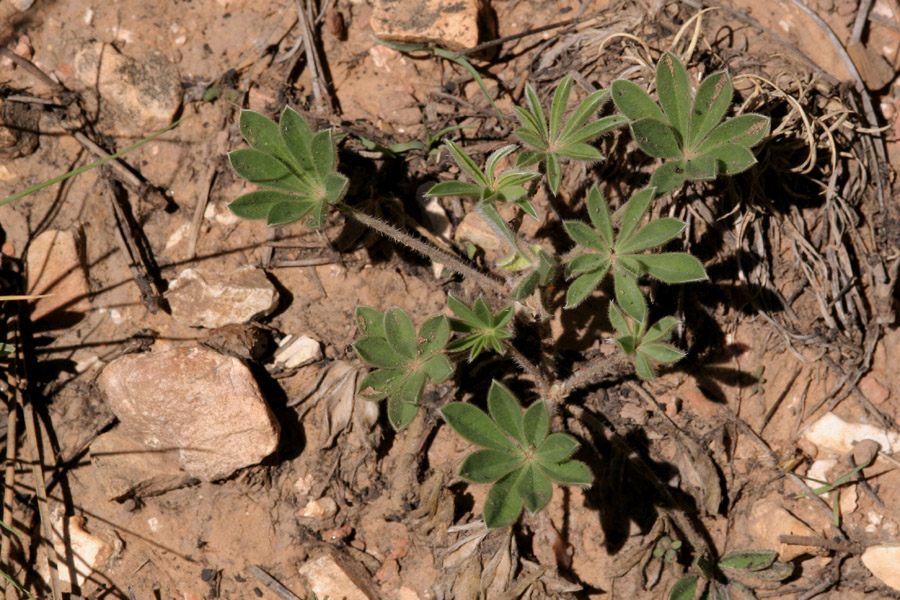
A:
[228,108,348,227]
[669,550,793,600]
[612,52,770,197]
[440,381,591,529]
[513,75,627,195]
[351,307,454,430]
[447,295,514,361]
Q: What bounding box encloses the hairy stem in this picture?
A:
[503,340,551,401]
[336,202,506,295]
[557,351,629,398]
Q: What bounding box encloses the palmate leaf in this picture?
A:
[447,296,513,361]
[228,108,348,227]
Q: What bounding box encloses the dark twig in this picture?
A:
[246,565,303,600]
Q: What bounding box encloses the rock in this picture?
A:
[859,374,890,404]
[166,266,280,328]
[50,508,122,586]
[274,335,322,369]
[748,499,820,561]
[456,211,502,252]
[803,412,899,455]
[73,43,181,134]
[862,543,900,591]
[398,585,420,600]
[91,430,194,500]
[370,0,490,51]
[298,553,378,600]
[301,497,338,519]
[26,230,91,327]
[7,0,34,11]
[0,95,40,158]
[97,346,280,481]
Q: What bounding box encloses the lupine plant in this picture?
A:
[227,52,771,529]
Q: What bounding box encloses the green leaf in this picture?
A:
[565,221,607,252]
[310,130,336,179]
[228,191,300,220]
[240,110,291,162]
[565,115,629,144]
[358,368,403,400]
[387,392,419,430]
[384,307,417,359]
[698,114,770,152]
[704,143,757,175]
[586,187,614,247]
[650,161,687,196]
[484,468,525,529]
[616,335,636,355]
[484,145,519,184]
[445,140,488,186]
[513,125,545,151]
[566,253,610,276]
[565,267,608,308]
[440,403,518,452]
[630,118,683,159]
[537,459,591,485]
[617,188,656,251]
[279,106,316,172]
[546,153,562,195]
[418,314,451,357]
[639,342,686,364]
[355,306,385,338]
[608,301,631,337]
[398,369,426,406]
[642,316,678,343]
[353,337,409,368]
[459,449,524,483]
[635,253,708,283]
[618,217,686,254]
[229,148,292,184]
[511,272,538,301]
[615,254,642,278]
[517,463,553,513]
[668,576,700,600]
[523,400,549,447]
[559,90,613,141]
[421,354,454,382]
[268,201,318,226]
[524,84,549,142]
[549,75,573,141]
[685,155,717,181]
[536,433,580,463]
[427,180,483,198]
[557,142,604,162]
[634,351,655,379]
[448,295,479,325]
[323,172,349,204]
[611,79,666,121]
[718,550,777,572]
[488,381,527,446]
[614,271,646,324]
[689,71,733,148]
[656,52,691,142]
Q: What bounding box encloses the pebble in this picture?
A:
[301,497,338,519]
[370,0,487,51]
[803,412,899,455]
[273,335,322,369]
[748,499,820,561]
[858,374,890,404]
[50,508,122,586]
[91,429,194,500]
[97,346,280,481]
[26,230,91,326]
[73,43,182,134]
[862,543,900,591]
[166,266,280,329]
[298,553,377,600]
[8,0,35,11]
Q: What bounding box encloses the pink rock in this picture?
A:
[165,266,279,328]
[859,374,890,404]
[370,0,490,51]
[98,346,280,481]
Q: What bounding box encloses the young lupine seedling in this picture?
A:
[428,142,540,267]
[440,380,591,529]
[669,550,793,600]
[228,107,349,226]
[612,52,770,196]
[608,301,685,379]
[563,186,707,308]
[352,307,454,430]
[446,295,514,361]
[513,75,628,195]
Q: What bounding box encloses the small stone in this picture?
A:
[8,0,34,11]
[91,430,193,500]
[26,230,91,326]
[74,43,181,135]
[298,553,378,600]
[50,509,122,586]
[370,0,488,51]
[274,335,323,369]
[301,497,338,519]
[859,374,890,404]
[748,499,820,561]
[803,412,899,455]
[98,346,280,481]
[456,212,502,252]
[862,543,900,591]
[398,585,420,600]
[166,266,280,328]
